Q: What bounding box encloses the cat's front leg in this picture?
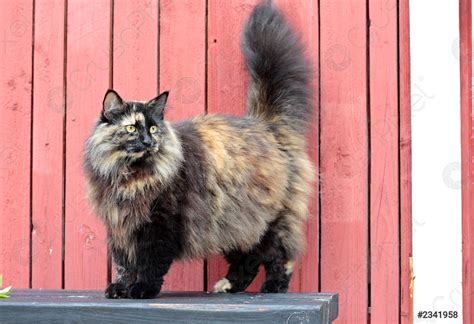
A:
[127,256,173,299]
[105,264,138,299]
[105,282,127,299]
[127,233,176,299]
[105,249,137,299]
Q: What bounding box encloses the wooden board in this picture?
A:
[206,0,320,294]
[0,289,339,324]
[159,0,206,291]
[0,3,415,319]
[160,0,206,120]
[0,0,33,288]
[206,0,259,291]
[64,0,111,289]
[207,0,257,116]
[274,0,319,293]
[31,0,65,289]
[113,0,158,100]
[460,0,473,322]
[111,0,159,286]
[368,0,399,322]
[399,0,413,322]
[319,0,368,322]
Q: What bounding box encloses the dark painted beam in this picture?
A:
[0,290,338,323]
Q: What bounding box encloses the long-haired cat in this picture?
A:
[85,1,314,299]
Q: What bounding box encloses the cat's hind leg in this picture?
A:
[214,214,303,294]
[213,250,262,293]
[261,256,295,293]
[259,217,302,293]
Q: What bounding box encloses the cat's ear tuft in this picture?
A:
[147,91,169,119]
[102,89,124,119]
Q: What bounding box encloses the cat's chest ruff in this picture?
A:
[105,199,150,227]
[102,176,156,235]
[115,170,160,200]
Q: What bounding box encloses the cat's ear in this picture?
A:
[102,89,123,120]
[146,91,169,120]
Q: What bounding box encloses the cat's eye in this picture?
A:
[150,126,158,134]
[126,125,136,133]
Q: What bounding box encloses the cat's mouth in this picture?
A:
[127,144,159,154]
[126,147,159,161]
[128,150,149,157]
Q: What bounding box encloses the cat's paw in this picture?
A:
[127,282,159,299]
[105,283,127,299]
[213,278,233,293]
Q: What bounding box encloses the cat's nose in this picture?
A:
[141,135,153,147]
[142,138,152,147]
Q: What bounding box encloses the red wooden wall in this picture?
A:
[0,0,412,322]
[460,0,473,322]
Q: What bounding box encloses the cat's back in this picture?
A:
[176,114,290,186]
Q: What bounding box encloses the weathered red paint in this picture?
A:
[369,0,400,322]
[319,0,369,322]
[399,0,413,322]
[31,0,65,289]
[111,0,159,285]
[159,0,206,291]
[274,0,319,293]
[0,1,415,321]
[206,0,259,291]
[64,0,110,289]
[0,0,33,288]
[460,0,473,322]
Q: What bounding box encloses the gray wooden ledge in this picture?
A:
[0,289,338,323]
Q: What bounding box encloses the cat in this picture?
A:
[84,1,314,299]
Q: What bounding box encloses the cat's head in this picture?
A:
[97,89,169,158]
[85,89,184,199]
[85,89,182,179]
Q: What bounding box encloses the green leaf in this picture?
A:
[0,286,11,298]
[0,274,2,288]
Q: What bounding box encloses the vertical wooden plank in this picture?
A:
[206,0,259,290]
[207,0,257,117]
[111,0,159,285]
[160,0,206,120]
[0,0,33,288]
[319,0,368,322]
[65,0,111,289]
[274,0,319,293]
[460,0,473,322]
[207,0,319,293]
[399,0,413,322]
[369,0,399,321]
[159,0,206,291]
[113,0,158,100]
[31,0,65,289]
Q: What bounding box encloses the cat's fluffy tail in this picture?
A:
[242,1,312,131]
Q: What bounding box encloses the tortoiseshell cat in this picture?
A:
[85,1,314,299]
